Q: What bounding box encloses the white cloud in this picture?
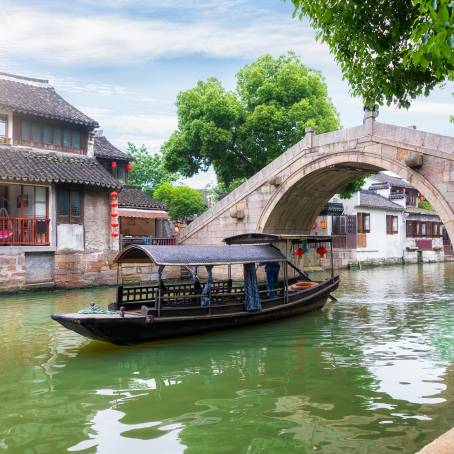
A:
[406,100,453,116]
[0,7,330,66]
[83,107,178,152]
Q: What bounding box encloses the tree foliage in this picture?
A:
[127,143,179,193]
[153,182,206,221]
[338,176,369,199]
[162,53,340,187]
[292,0,454,108]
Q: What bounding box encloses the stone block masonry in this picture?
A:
[0,254,26,291]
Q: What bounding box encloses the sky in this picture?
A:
[1,0,453,188]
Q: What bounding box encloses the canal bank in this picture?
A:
[1,263,454,453]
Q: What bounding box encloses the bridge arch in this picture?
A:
[258,151,454,234]
[180,119,454,246]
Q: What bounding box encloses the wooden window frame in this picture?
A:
[357,212,370,234]
[17,117,86,154]
[57,187,83,224]
[386,215,398,234]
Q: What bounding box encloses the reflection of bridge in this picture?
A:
[181,114,454,245]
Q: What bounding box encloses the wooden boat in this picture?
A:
[51,234,339,345]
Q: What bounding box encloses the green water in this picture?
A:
[2,264,454,453]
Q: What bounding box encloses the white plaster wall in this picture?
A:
[57,224,84,251]
[357,210,405,261]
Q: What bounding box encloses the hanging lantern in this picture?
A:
[125,163,133,172]
[111,232,119,238]
[312,221,318,230]
[111,222,119,228]
[111,202,118,208]
[110,191,118,198]
[111,212,118,218]
[320,219,328,230]
[111,161,117,169]
[316,246,328,257]
[294,247,304,257]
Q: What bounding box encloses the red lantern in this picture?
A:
[419,194,424,202]
[111,192,118,198]
[125,163,133,172]
[111,222,119,228]
[312,221,317,230]
[111,212,118,218]
[111,202,118,208]
[111,232,119,238]
[294,248,304,257]
[111,161,117,169]
[316,246,328,257]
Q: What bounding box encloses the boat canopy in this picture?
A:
[114,244,286,266]
[223,232,333,245]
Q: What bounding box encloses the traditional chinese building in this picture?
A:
[0,72,170,291]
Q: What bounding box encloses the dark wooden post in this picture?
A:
[116,285,123,310]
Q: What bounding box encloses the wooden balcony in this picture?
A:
[0,217,50,246]
[120,235,176,250]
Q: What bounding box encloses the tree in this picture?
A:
[127,143,179,193]
[162,53,340,187]
[338,176,368,199]
[292,0,454,108]
[153,182,206,221]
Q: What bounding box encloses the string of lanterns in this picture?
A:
[111,161,133,172]
[292,241,329,258]
[109,161,133,239]
[110,192,119,238]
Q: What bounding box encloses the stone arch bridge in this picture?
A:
[180,114,454,245]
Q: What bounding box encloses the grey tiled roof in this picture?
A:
[370,172,414,190]
[115,244,286,266]
[0,74,98,128]
[0,146,119,188]
[359,190,404,211]
[119,186,166,210]
[94,136,130,161]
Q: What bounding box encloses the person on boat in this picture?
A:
[262,262,280,298]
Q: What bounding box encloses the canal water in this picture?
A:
[1,263,454,453]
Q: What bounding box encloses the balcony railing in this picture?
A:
[0,136,11,145]
[0,217,50,246]
[120,235,176,250]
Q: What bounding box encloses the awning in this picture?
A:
[114,244,286,266]
[118,208,168,219]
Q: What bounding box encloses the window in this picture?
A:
[21,121,30,141]
[72,130,81,149]
[0,114,7,139]
[43,125,52,144]
[53,127,62,146]
[421,222,427,236]
[357,212,370,233]
[20,119,84,151]
[386,215,398,234]
[57,188,82,224]
[32,123,42,142]
[63,129,72,148]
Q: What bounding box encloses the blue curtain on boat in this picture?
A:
[201,265,213,307]
[243,263,261,311]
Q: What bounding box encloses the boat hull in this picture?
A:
[52,277,339,345]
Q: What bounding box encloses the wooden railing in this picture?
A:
[0,217,50,246]
[0,136,11,145]
[120,235,176,249]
